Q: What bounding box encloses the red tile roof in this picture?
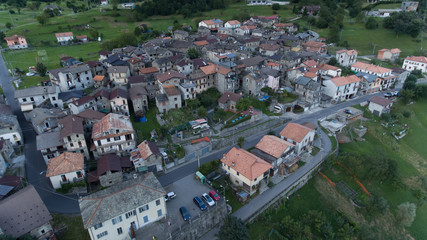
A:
[280,123,314,143]
[255,135,294,158]
[330,75,361,87]
[405,56,427,63]
[46,152,84,177]
[351,61,392,74]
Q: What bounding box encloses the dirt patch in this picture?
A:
[336,133,351,143]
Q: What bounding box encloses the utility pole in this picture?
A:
[372,43,376,55]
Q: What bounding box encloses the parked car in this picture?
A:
[209,190,220,201]
[384,92,393,98]
[193,196,207,211]
[164,192,176,202]
[161,152,168,161]
[393,91,400,96]
[179,207,191,221]
[202,193,215,207]
[344,109,353,114]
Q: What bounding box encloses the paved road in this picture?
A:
[0,53,80,213]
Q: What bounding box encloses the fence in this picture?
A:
[165,144,212,171]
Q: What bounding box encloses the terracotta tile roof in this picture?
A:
[156,70,185,83]
[369,96,392,107]
[280,123,314,143]
[221,147,272,181]
[405,56,427,63]
[194,40,209,46]
[0,185,52,238]
[218,91,242,104]
[77,109,106,120]
[199,63,231,75]
[302,41,326,48]
[255,135,294,159]
[92,113,134,140]
[127,57,142,64]
[336,49,358,55]
[163,85,181,96]
[259,43,280,51]
[319,63,340,71]
[302,60,318,67]
[139,67,159,75]
[267,62,281,67]
[304,72,317,79]
[351,61,392,74]
[46,152,84,177]
[55,32,73,37]
[58,115,84,138]
[93,75,105,82]
[136,140,160,160]
[4,34,25,41]
[226,20,240,25]
[331,75,360,87]
[390,48,401,54]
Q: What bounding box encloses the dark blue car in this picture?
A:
[193,196,207,211]
[179,207,191,221]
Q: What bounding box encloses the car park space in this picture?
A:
[163,174,220,229]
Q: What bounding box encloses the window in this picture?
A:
[52,97,56,100]
[156,199,161,206]
[228,166,230,170]
[157,209,162,217]
[107,138,110,142]
[143,215,149,223]
[30,97,34,101]
[237,172,240,176]
[77,171,83,178]
[111,216,122,225]
[139,204,149,213]
[61,175,67,182]
[97,140,101,146]
[70,142,74,147]
[94,223,103,230]
[125,210,136,219]
[96,231,108,239]
[22,98,27,102]
[117,227,123,235]
[67,136,71,141]
[114,136,120,141]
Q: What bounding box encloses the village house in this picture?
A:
[46,152,85,189]
[221,147,272,195]
[109,87,129,116]
[36,131,65,165]
[155,85,182,114]
[91,113,136,158]
[351,61,393,77]
[335,49,358,67]
[156,70,185,86]
[173,30,189,40]
[93,75,106,88]
[260,67,280,90]
[79,173,167,240]
[4,34,28,49]
[377,48,401,62]
[49,64,94,92]
[86,61,106,76]
[294,76,321,108]
[240,55,265,71]
[302,41,327,54]
[15,86,61,111]
[28,108,64,134]
[246,0,272,5]
[178,81,197,102]
[218,91,242,111]
[356,72,382,95]
[318,63,342,78]
[273,23,297,33]
[91,88,111,113]
[176,59,194,75]
[88,154,125,187]
[127,57,145,76]
[368,96,393,116]
[252,135,296,175]
[189,70,209,93]
[322,75,361,102]
[0,112,23,147]
[0,185,54,239]
[392,68,410,84]
[402,56,427,73]
[129,86,149,116]
[0,139,14,176]
[280,123,316,155]
[152,57,173,73]
[69,95,97,114]
[58,115,89,159]
[200,63,236,94]
[76,35,88,43]
[55,32,74,45]
[77,109,106,139]
[242,71,265,96]
[108,66,131,86]
[131,140,163,173]
[259,43,280,57]
[225,20,241,29]
[198,19,223,30]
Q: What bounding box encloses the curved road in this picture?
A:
[1,52,382,214]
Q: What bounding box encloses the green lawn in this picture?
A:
[52,214,90,240]
[16,75,49,89]
[132,105,161,143]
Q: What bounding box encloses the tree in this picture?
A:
[0,31,5,43]
[217,215,249,240]
[372,197,389,214]
[335,7,344,29]
[236,98,251,111]
[197,106,207,118]
[272,3,280,10]
[383,11,425,37]
[365,17,378,29]
[36,13,49,25]
[328,57,338,66]
[187,48,200,59]
[5,22,12,29]
[36,62,47,77]
[396,202,417,226]
[400,89,415,104]
[186,98,200,110]
[237,137,245,148]
[328,23,340,43]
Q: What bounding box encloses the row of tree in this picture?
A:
[401,70,427,103]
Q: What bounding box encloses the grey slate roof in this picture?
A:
[241,56,265,67]
[356,72,377,83]
[28,108,64,125]
[36,131,63,150]
[48,64,91,79]
[58,90,85,102]
[14,86,57,99]
[107,66,129,73]
[79,172,166,229]
[295,76,311,86]
[0,185,52,238]
[260,67,280,77]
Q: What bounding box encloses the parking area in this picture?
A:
[164,174,220,230]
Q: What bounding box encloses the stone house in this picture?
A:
[242,72,264,96]
[152,57,173,73]
[335,49,358,67]
[392,68,410,84]
[260,67,280,91]
[28,108,64,134]
[107,66,130,86]
[69,95,97,115]
[155,85,182,114]
[178,81,197,101]
[294,76,321,107]
[127,58,145,76]
[85,61,106,76]
[176,59,194,75]
[15,86,61,111]
[58,115,89,159]
[77,109,106,139]
[241,56,265,71]
[377,48,401,62]
[92,88,111,113]
[0,185,54,239]
[129,86,149,116]
[368,96,393,116]
[302,41,327,54]
[0,113,23,147]
[200,63,236,94]
[36,131,66,165]
[46,152,85,189]
[259,43,280,57]
[79,173,167,240]
[93,75,106,88]
[218,91,242,111]
[173,30,189,40]
[280,123,315,155]
[130,141,163,173]
[91,113,136,158]
[109,87,130,116]
[89,154,124,187]
[49,64,94,92]
[4,34,28,49]
[156,70,185,86]
[221,147,272,195]
[189,70,209,94]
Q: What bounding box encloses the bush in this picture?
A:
[396,202,417,227]
[365,17,378,29]
[293,105,304,113]
[272,3,280,10]
[403,111,411,118]
[199,159,220,175]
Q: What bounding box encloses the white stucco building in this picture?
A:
[322,75,361,102]
[280,123,315,155]
[46,152,85,189]
[402,56,427,73]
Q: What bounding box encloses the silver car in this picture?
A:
[202,193,215,207]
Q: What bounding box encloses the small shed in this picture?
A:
[195,171,207,184]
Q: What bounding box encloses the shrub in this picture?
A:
[403,111,411,118]
[199,159,220,175]
[396,202,417,227]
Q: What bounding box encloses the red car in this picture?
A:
[209,190,220,201]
